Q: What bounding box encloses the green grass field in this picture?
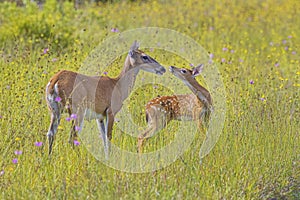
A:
[0,0,299,199]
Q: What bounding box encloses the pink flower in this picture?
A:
[74,140,80,146]
[0,170,4,176]
[111,28,119,33]
[55,96,62,102]
[14,150,22,155]
[12,158,18,164]
[35,142,43,147]
[66,117,71,122]
[70,114,77,119]
[43,48,49,54]
[75,126,81,131]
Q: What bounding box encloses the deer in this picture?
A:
[137,64,213,153]
[45,41,166,158]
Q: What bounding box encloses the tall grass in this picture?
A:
[0,0,299,199]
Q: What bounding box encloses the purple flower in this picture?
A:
[43,48,49,54]
[103,71,108,75]
[292,51,296,55]
[189,63,194,67]
[275,62,279,67]
[66,117,71,122]
[222,47,228,51]
[0,170,4,176]
[209,53,214,59]
[74,140,80,146]
[35,142,43,147]
[288,35,292,38]
[12,158,18,164]
[111,28,119,33]
[55,96,62,102]
[221,58,226,63]
[0,115,2,119]
[75,126,81,131]
[260,97,266,101]
[239,59,244,63]
[249,80,254,84]
[230,50,235,53]
[282,40,287,44]
[284,46,289,51]
[52,58,58,62]
[70,114,77,119]
[14,150,22,155]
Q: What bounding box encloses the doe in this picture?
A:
[45,41,166,157]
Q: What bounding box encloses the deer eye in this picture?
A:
[181,69,187,74]
[141,55,149,60]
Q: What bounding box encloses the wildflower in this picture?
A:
[74,140,80,146]
[103,71,108,75]
[55,96,62,102]
[209,53,214,59]
[275,62,280,67]
[66,117,71,122]
[189,63,194,67]
[230,50,235,53]
[0,115,2,119]
[282,40,287,44]
[288,35,292,38]
[12,158,18,164]
[52,58,58,62]
[35,142,43,147]
[0,170,4,176]
[284,46,289,51]
[239,59,244,63]
[70,114,77,119]
[222,47,228,51]
[269,42,273,46]
[15,137,21,141]
[43,48,49,54]
[221,58,226,63]
[14,150,22,155]
[260,97,266,101]
[249,80,254,84]
[75,126,81,131]
[111,28,119,33]
[292,51,296,55]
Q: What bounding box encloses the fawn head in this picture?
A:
[127,41,166,75]
[169,64,204,81]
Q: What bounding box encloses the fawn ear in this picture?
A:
[129,41,140,57]
[192,64,204,77]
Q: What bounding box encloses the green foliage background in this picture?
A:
[0,0,299,199]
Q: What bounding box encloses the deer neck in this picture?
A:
[115,56,140,101]
[185,78,212,107]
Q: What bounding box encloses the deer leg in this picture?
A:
[96,118,106,155]
[69,109,84,146]
[138,108,167,153]
[47,100,61,155]
[104,108,114,158]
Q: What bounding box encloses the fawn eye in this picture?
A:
[181,69,187,74]
[141,55,149,60]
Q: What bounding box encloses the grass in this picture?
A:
[0,0,299,199]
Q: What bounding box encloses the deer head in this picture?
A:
[126,41,166,75]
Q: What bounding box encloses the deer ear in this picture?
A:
[129,41,139,57]
[130,40,139,51]
[192,64,204,77]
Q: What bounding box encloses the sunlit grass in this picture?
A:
[0,0,299,199]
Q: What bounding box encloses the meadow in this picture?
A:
[0,0,299,199]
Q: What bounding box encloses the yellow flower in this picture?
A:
[15,137,21,141]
